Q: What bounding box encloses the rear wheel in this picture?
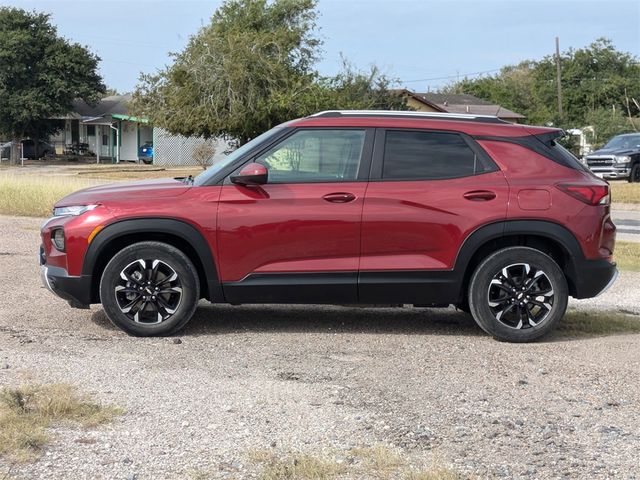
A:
[468,247,568,342]
[99,241,200,336]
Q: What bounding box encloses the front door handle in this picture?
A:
[463,190,496,201]
[323,192,356,203]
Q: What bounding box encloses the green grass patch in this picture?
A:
[0,383,122,462]
[0,173,101,217]
[559,310,640,336]
[615,241,640,271]
[610,182,640,204]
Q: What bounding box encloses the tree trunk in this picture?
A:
[9,134,21,166]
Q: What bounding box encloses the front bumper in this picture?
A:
[587,166,630,179]
[40,247,92,309]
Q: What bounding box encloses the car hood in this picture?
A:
[55,178,192,207]
[586,147,636,157]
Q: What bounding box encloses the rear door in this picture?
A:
[359,128,509,303]
[217,128,374,304]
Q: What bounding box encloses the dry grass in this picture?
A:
[610,182,640,204]
[73,165,202,180]
[249,450,345,480]
[0,383,122,461]
[351,444,404,477]
[247,446,468,480]
[559,310,640,337]
[0,173,100,217]
[0,166,202,216]
[615,241,640,271]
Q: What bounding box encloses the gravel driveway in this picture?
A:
[1,215,639,479]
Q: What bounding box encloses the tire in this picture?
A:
[468,247,568,342]
[629,163,640,183]
[99,241,200,336]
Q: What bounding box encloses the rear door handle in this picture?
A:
[463,190,496,201]
[323,192,356,203]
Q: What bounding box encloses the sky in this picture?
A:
[4,0,639,93]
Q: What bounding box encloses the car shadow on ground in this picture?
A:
[90,303,485,338]
[90,304,640,342]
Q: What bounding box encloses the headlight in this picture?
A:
[614,155,631,164]
[53,204,98,217]
[52,228,65,251]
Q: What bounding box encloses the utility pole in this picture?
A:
[555,36,563,120]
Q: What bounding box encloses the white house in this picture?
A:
[52,94,229,166]
[52,95,153,163]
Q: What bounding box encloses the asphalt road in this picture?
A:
[612,209,640,243]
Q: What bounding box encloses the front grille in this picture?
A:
[586,156,614,167]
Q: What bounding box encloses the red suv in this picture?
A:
[40,111,617,342]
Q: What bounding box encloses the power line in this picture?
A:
[402,68,502,83]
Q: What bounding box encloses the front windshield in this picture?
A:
[603,134,640,150]
[193,127,283,186]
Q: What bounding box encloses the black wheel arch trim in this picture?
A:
[455,219,585,270]
[82,218,223,302]
[454,219,588,297]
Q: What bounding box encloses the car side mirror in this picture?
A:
[230,162,268,186]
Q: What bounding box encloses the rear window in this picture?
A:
[383,130,490,180]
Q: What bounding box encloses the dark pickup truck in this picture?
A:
[584,133,640,182]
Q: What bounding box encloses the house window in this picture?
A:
[102,134,109,146]
[87,125,96,136]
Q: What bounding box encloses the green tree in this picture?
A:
[446,38,640,132]
[132,0,404,145]
[0,7,105,164]
[317,59,406,111]
[584,107,633,149]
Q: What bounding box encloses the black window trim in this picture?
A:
[222,127,375,185]
[369,127,499,182]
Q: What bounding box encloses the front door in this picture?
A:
[218,128,373,304]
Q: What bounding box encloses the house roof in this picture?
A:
[71,94,132,118]
[400,90,525,120]
[415,93,494,106]
[417,92,525,119]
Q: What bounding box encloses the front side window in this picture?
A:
[383,130,484,180]
[257,129,366,183]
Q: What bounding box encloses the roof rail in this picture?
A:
[310,110,510,124]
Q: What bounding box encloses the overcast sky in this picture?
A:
[5,0,640,93]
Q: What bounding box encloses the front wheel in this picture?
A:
[468,247,568,342]
[629,163,640,183]
[99,241,200,336]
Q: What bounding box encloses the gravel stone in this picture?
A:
[1,214,639,479]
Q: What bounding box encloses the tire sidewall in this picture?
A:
[99,242,199,336]
[468,247,568,342]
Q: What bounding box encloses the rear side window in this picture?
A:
[383,130,490,180]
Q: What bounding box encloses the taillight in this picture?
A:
[556,184,610,206]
